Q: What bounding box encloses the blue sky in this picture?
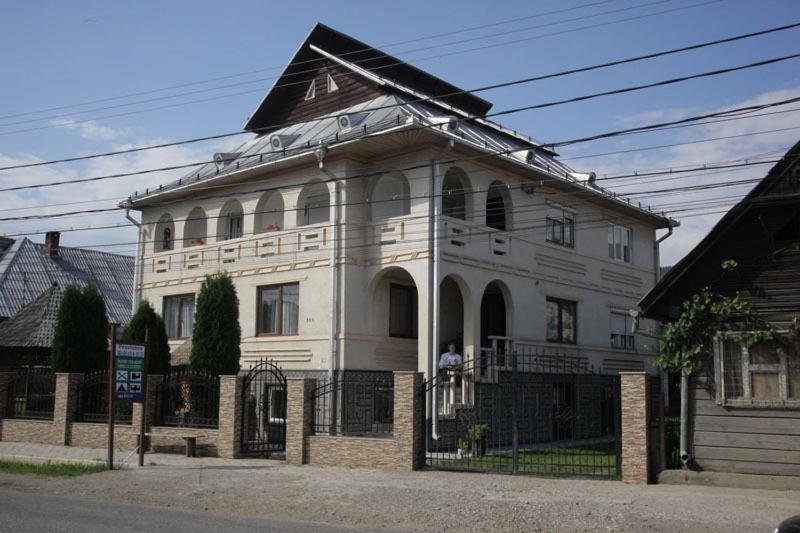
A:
[1,0,799,263]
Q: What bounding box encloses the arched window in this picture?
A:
[153,214,175,252]
[297,181,330,226]
[254,191,284,233]
[370,172,410,220]
[217,199,244,241]
[184,207,208,247]
[442,167,470,220]
[486,181,511,231]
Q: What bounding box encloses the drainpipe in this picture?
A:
[125,208,144,311]
[653,222,673,284]
[680,367,691,465]
[317,146,340,382]
[430,140,453,441]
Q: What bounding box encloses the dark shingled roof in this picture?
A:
[0,237,134,323]
[0,284,61,349]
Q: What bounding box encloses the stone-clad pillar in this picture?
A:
[55,373,83,446]
[285,378,315,465]
[621,372,651,484]
[393,371,424,471]
[217,375,242,459]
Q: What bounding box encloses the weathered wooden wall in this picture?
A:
[690,374,800,477]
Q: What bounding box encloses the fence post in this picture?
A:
[217,375,242,459]
[54,373,83,446]
[133,374,162,453]
[393,371,424,471]
[0,372,13,439]
[286,378,315,465]
[620,372,651,484]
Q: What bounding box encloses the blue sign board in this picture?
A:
[114,344,145,401]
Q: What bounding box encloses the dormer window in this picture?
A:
[327,74,338,93]
[304,80,315,100]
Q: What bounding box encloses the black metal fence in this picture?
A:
[312,372,394,437]
[5,369,56,420]
[664,416,681,469]
[425,349,621,479]
[241,359,287,455]
[77,371,133,424]
[155,370,220,429]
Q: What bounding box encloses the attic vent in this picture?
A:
[337,112,369,131]
[327,74,338,92]
[525,150,536,164]
[214,152,241,169]
[304,80,315,100]
[269,134,299,152]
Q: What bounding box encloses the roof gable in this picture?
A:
[639,139,800,318]
[0,283,61,349]
[244,23,492,132]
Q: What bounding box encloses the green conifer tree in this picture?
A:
[190,273,241,375]
[122,300,171,375]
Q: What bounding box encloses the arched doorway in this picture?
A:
[439,276,465,354]
[480,281,511,352]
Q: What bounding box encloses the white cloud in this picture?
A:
[50,117,129,141]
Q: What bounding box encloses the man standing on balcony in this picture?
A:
[438,342,462,370]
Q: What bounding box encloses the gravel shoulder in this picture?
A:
[0,459,797,532]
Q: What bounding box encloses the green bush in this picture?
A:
[190,273,241,376]
[51,283,109,373]
[122,300,171,375]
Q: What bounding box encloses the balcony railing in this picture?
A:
[610,333,636,350]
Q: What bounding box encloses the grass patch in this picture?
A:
[0,460,107,477]
[433,442,618,477]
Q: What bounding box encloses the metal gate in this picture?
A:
[424,349,621,479]
[240,359,287,455]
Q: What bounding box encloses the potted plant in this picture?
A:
[467,424,489,457]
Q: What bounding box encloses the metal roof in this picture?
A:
[0,238,134,323]
[124,93,673,226]
[0,283,61,349]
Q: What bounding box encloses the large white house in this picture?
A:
[123,24,675,383]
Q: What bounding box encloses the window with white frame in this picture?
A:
[545,203,575,247]
[608,224,632,263]
[715,335,800,406]
[304,80,315,100]
[610,311,635,350]
[327,73,338,92]
[163,294,195,339]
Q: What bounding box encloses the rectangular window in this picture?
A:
[608,224,632,262]
[546,297,576,344]
[545,204,575,248]
[163,294,195,339]
[389,284,418,338]
[257,283,299,336]
[610,311,635,350]
[716,336,800,405]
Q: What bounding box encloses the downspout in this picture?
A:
[125,208,144,312]
[317,146,340,382]
[430,139,453,441]
[654,222,674,284]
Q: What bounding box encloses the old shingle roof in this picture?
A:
[0,283,61,348]
[0,238,134,323]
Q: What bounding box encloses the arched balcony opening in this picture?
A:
[370,172,410,220]
[442,167,471,220]
[183,207,208,247]
[254,191,285,234]
[486,181,512,231]
[153,214,175,252]
[297,181,330,226]
[217,199,244,241]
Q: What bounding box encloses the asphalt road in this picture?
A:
[0,489,371,533]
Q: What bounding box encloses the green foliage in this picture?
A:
[0,460,106,477]
[467,423,490,441]
[190,273,241,376]
[654,260,774,374]
[122,300,171,375]
[51,283,108,373]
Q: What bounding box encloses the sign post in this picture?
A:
[107,324,118,471]
[114,340,146,466]
[138,329,149,467]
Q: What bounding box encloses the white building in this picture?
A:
[123,24,675,382]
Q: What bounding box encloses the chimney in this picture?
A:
[44,231,60,258]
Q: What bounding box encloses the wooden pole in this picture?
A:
[138,328,149,467]
[107,323,118,470]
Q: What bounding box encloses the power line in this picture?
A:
[3,27,795,172]
[0,0,623,122]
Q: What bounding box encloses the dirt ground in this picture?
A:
[0,458,798,532]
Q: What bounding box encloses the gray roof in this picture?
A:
[0,238,134,323]
[0,283,61,349]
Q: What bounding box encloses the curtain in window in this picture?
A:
[259,287,279,334]
[164,298,179,338]
[546,300,559,341]
[281,284,299,335]
[561,302,576,343]
[180,297,194,338]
